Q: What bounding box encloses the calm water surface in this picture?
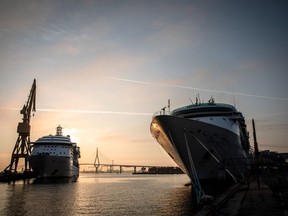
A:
[0,173,196,216]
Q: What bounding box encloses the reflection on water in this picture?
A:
[0,174,196,216]
[33,177,77,184]
[3,178,78,216]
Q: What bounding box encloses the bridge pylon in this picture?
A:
[94,148,101,173]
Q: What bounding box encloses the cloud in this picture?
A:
[53,42,79,56]
[145,20,196,55]
[240,59,263,71]
[0,1,56,31]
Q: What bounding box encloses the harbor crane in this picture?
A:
[4,79,36,173]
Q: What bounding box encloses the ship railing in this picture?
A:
[173,102,237,113]
[152,110,171,118]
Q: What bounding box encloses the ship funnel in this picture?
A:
[56,125,63,136]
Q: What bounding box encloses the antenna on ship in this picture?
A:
[161,106,166,115]
[233,87,236,107]
[168,99,170,113]
[196,94,201,105]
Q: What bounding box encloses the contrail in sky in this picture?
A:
[37,108,152,116]
[107,77,288,101]
[0,107,152,116]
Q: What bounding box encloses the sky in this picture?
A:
[0,0,288,170]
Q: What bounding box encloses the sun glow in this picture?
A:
[62,127,79,143]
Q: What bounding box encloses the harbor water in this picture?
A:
[0,173,196,216]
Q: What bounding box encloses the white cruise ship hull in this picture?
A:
[151,115,248,182]
[29,155,79,178]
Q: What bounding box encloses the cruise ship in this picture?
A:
[150,97,250,188]
[29,126,80,178]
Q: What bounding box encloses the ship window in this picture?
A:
[223,118,226,121]
[210,118,213,120]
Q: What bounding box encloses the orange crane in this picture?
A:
[4,79,36,173]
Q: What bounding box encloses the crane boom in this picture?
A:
[4,79,36,173]
[22,78,36,122]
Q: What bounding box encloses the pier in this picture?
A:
[0,171,37,182]
[197,151,288,216]
[197,176,288,216]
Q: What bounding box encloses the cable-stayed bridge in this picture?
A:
[80,148,180,174]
